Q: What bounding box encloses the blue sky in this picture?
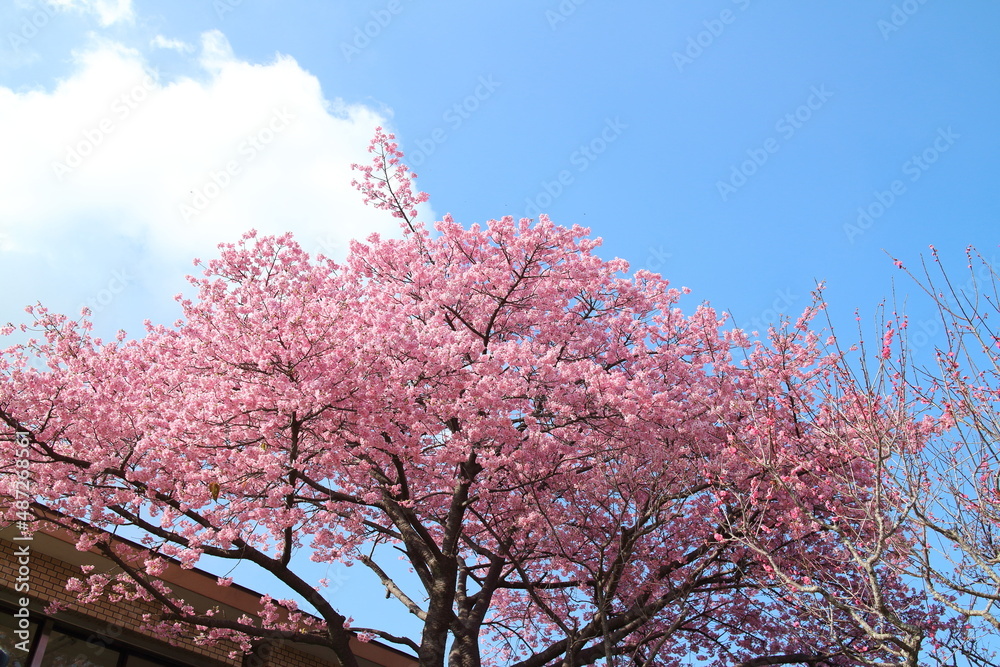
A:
[3,0,997,341]
[1,0,997,646]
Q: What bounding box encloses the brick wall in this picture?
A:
[0,535,238,664]
[0,536,356,666]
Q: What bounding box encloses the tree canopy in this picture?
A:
[1,130,990,667]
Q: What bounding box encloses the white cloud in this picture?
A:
[0,30,428,335]
[47,0,134,26]
[198,28,234,73]
[150,35,193,53]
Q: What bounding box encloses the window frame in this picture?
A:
[0,601,202,667]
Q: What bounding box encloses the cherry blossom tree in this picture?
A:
[0,129,940,667]
[875,248,1000,666]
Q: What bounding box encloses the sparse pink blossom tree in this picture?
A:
[874,248,1000,666]
[0,130,938,667]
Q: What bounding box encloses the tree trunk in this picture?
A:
[448,629,481,667]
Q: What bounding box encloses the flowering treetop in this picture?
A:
[0,129,941,667]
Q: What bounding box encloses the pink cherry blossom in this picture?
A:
[0,130,944,667]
